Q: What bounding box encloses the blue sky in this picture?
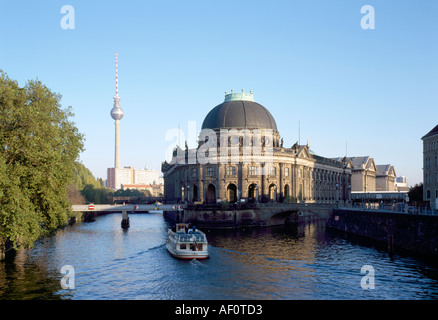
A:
[1,0,437,186]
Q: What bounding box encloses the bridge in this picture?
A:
[71,202,338,226]
[72,204,183,213]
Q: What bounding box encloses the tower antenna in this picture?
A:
[115,51,118,97]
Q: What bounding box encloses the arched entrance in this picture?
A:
[226,184,237,203]
[283,184,290,202]
[206,184,216,204]
[248,184,258,202]
[192,184,198,202]
[269,184,277,202]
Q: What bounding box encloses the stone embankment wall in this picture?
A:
[164,204,333,229]
[328,209,438,257]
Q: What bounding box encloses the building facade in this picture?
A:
[348,157,377,192]
[422,124,438,208]
[335,156,398,193]
[376,164,397,192]
[395,176,409,192]
[162,91,352,204]
[107,166,163,190]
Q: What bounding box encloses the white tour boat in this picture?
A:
[166,223,209,259]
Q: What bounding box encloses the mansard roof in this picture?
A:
[342,156,377,172]
[376,164,396,177]
[422,124,438,140]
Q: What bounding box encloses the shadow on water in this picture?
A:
[0,248,62,300]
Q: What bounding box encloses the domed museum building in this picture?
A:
[162,91,352,205]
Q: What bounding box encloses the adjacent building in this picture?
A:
[162,91,352,204]
[395,176,409,192]
[422,124,438,208]
[376,164,397,192]
[333,156,404,206]
[339,156,378,192]
[333,156,398,193]
[107,166,163,190]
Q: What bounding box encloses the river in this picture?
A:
[0,212,437,300]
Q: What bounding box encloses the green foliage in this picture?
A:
[72,162,102,190]
[70,162,112,204]
[408,183,423,203]
[81,184,112,204]
[0,71,84,249]
[113,188,145,197]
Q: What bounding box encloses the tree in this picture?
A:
[81,184,112,204]
[72,161,102,190]
[408,183,423,203]
[0,71,84,249]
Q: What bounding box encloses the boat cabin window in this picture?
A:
[180,244,186,250]
[176,224,190,233]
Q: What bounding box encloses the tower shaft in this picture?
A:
[115,119,121,168]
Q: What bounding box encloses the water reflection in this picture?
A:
[0,248,61,300]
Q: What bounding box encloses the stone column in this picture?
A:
[199,165,204,203]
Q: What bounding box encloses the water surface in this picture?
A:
[0,212,437,300]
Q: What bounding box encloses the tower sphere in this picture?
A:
[111,106,124,120]
[111,96,124,120]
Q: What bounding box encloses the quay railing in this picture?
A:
[338,203,438,216]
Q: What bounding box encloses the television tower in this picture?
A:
[110,52,124,168]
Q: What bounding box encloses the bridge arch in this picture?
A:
[267,210,296,226]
